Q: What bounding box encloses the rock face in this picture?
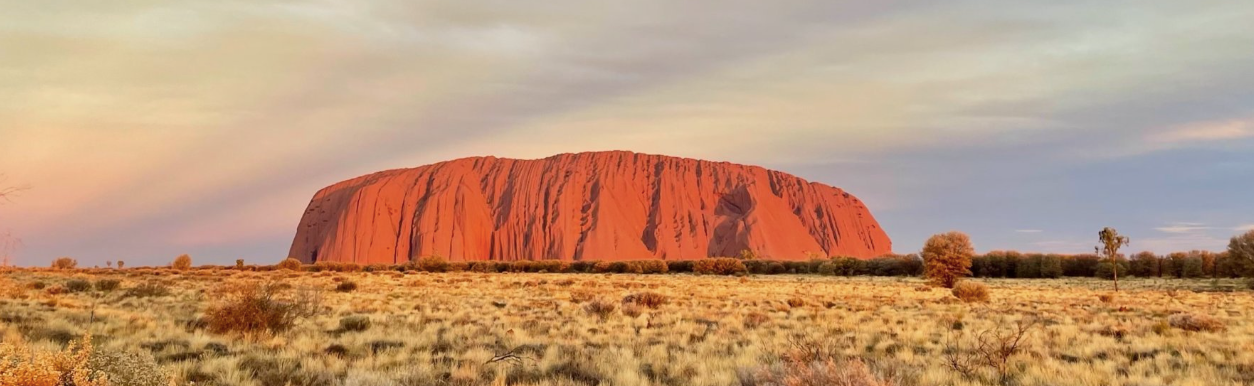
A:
[289,151,890,263]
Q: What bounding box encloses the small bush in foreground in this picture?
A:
[204,281,319,335]
[339,315,371,332]
[622,292,667,309]
[0,334,108,386]
[89,348,171,386]
[1167,313,1224,332]
[335,280,358,292]
[951,281,989,303]
[584,300,617,320]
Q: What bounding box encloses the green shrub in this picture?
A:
[339,315,371,332]
[65,279,93,293]
[95,279,122,292]
[125,282,171,297]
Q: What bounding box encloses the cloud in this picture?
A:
[1154,224,1213,234]
[1236,224,1254,232]
[1149,119,1254,143]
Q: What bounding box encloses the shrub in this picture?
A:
[1167,313,1224,332]
[693,258,748,275]
[584,300,617,320]
[951,281,989,303]
[666,260,694,273]
[0,334,109,386]
[94,279,121,292]
[923,232,974,288]
[817,262,838,276]
[236,259,246,269]
[335,280,359,292]
[1097,293,1115,303]
[204,281,319,334]
[172,254,192,270]
[125,282,171,297]
[622,292,667,309]
[743,312,770,328]
[412,255,449,272]
[621,303,643,318]
[51,257,78,270]
[1229,230,1254,280]
[276,258,303,270]
[89,348,171,386]
[339,315,371,332]
[637,260,668,274]
[65,279,93,293]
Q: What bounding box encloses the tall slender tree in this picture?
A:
[1096,227,1131,291]
[0,175,28,267]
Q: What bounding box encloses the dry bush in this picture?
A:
[1167,313,1224,332]
[621,303,643,318]
[335,280,359,292]
[124,282,170,298]
[204,281,320,335]
[0,334,109,386]
[622,292,667,309]
[339,315,371,332]
[65,279,92,293]
[693,258,748,275]
[413,255,449,272]
[1097,293,1115,303]
[172,254,192,270]
[787,297,807,308]
[94,279,121,292]
[744,311,770,328]
[584,300,617,320]
[944,317,1038,385]
[923,232,974,288]
[51,257,78,270]
[741,336,892,386]
[276,258,303,270]
[951,281,990,303]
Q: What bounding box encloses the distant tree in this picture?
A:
[922,231,974,288]
[738,249,760,260]
[236,259,245,269]
[172,254,192,270]
[1095,227,1131,291]
[117,260,125,269]
[1129,251,1159,277]
[51,257,78,270]
[106,261,113,268]
[1229,231,1254,280]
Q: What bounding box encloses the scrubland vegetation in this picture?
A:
[0,230,1249,385]
[1,264,1251,386]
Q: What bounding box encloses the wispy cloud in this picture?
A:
[1236,224,1254,232]
[1154,224,1213,234]
[1149,119,1254,143]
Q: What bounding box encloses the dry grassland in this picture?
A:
[1,269,1250,386]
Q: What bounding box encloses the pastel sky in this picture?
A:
[2,0,1253,266]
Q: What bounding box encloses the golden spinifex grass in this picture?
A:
[0,269,1250,386]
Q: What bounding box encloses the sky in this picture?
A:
[2,0,1253,267]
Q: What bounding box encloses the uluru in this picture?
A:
[289,151,891,263]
